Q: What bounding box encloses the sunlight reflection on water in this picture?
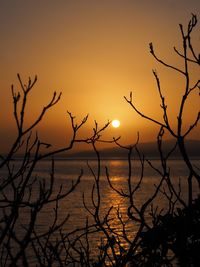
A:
[33,159,199,262]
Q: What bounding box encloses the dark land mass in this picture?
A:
[7,139,200,160]
[66,139,200,159]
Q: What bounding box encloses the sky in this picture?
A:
[0,0,199,153]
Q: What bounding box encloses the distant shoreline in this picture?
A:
[1,139,199,161]
[3,156,200,162]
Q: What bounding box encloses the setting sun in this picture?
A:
[111,119,120,128]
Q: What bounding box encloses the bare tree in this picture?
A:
[0,75,90,266]
[125,14,199,206]
[0,15,199,267]
[122,14,200,266]
[72,14,200,267]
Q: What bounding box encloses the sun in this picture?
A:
[111,119,120,128]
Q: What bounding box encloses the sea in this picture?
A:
[0,158,200,265]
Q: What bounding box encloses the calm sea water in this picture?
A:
[1,158,199,265]
[13,159,199,235]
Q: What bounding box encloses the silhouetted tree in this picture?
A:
[0,74,91,266]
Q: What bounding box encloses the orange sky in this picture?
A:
[0,1,199,153]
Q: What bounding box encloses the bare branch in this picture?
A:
[23,91,62,135]
[149,42,185,75]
